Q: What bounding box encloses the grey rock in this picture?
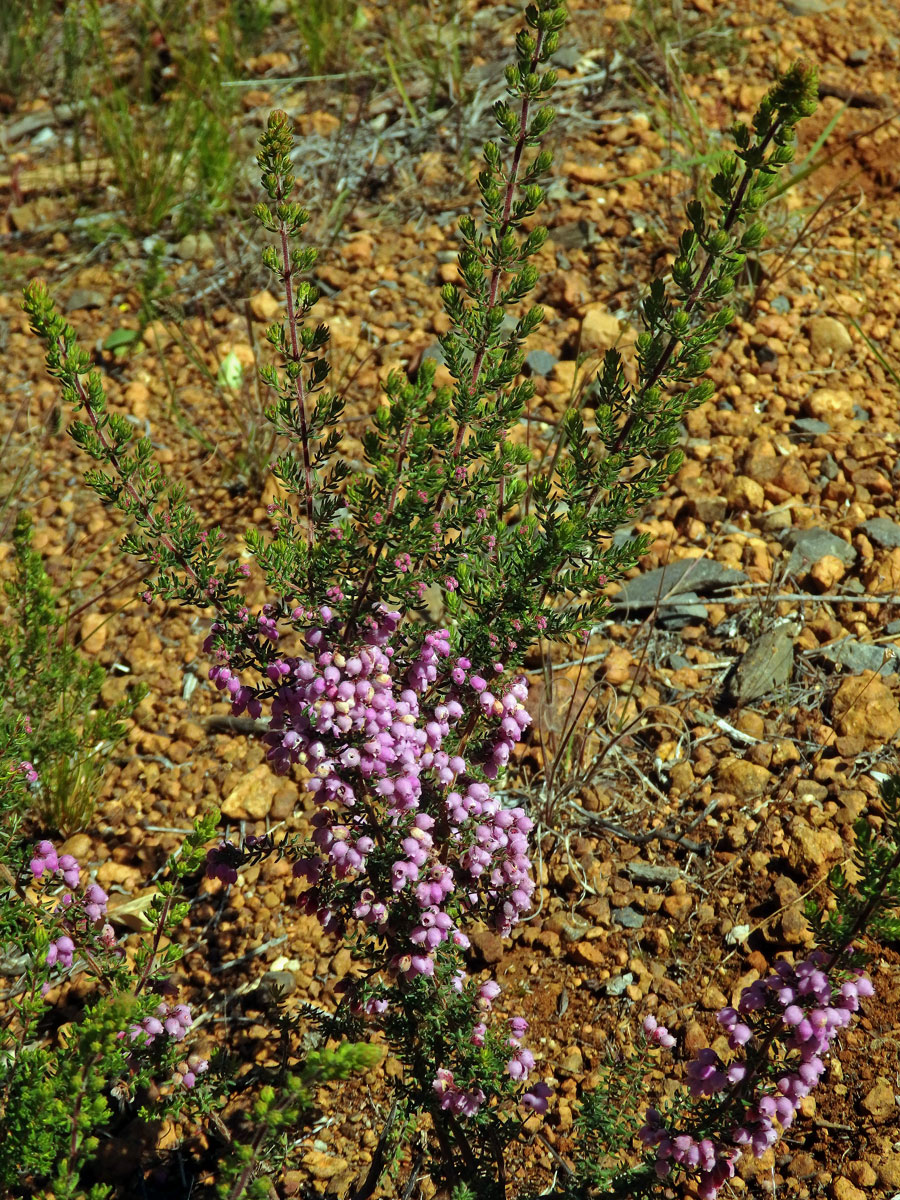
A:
[772,295,792,314]
[852,405,870,421]
[859,518,900,549]
[259,969,297,1000]
[550,218,599,249]
[626,861,681,886]
[554,46,583,70]
[611,560,749,612]
[820,454,840,481]
[605,972,634,996]
[886,619,900,635]
[613,907,645,929]
[524,349,559,377]
[792,417,831,436]
[723,625,795,704]
[656,601,709,629]
[782,527,856,575]
[65,288,106,311]
[847,47,870,65]
[667,653,691,670]
[543,911,592,944]
[820,638,900,675]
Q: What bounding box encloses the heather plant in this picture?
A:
[0,816,217,1197]
[0,812,382,1197]
[21,0,895,1195]
[0,512,144,833]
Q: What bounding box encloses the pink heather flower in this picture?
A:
[58,854,80,888]
[522,1082,553,1114]
[478,980,501,1007]
[30,840,58,878]
[509,1016,528,1042]
[643,1014,676,1049]
[83,883,108,922]
[507,1047,535,1081]
[46,935,75,969]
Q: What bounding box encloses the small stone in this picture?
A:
[221,762,280,820]
[789,818,844,872]
[343,234,374,263]
[470,929,505,964]
[862,547,900,594]
[260,969,297,999]
[792,416,831,436]
[60,833,93,862]
[560,1046,584,1074]
[821,638,899,676]
[625,861,680,885]
[662,893,692,920]
[876,1152,900,1189]
[65,287,106,311]
[301,1150,349,1181]
[723,625,794,704]
[176,231,215,260]
[788,1152,817,1178]
[544,912,592,943]
[580,303,621,352]
[831,1178,865,1200]
[784,527,856,573]
[603,647,633,685]
[808,554,846,592]
[802,387,854,421]
[859,517,900,549]
[716,757,773,801]
[846,1161,877,1188]
[249,289,281,321]
[831,672,900,746]
[79,611,108,654]
[724,475,765,511]
[682,1020,707,1054]
[524,349,559,376]
[700,984,728,1010]
[612,906,644,929]
[124,380,150,418]
[566,940,608,968]
[807,316,853,356]
[860,1077,896,1122]
[605,972,633,996]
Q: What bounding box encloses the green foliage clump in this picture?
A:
[0,512,144,833]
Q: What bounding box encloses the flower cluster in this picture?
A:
[206,607,536,980]
[29,839,112,967]
[433,1067,486,1118]
[28,840,204,1090]
[173,1052,210,1090]
[640,952,874,1199]
[643,1013,676,1049]
[18,760,38,784]
[127,1002,194,1046]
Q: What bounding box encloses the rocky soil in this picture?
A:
[3,0,900,1196]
